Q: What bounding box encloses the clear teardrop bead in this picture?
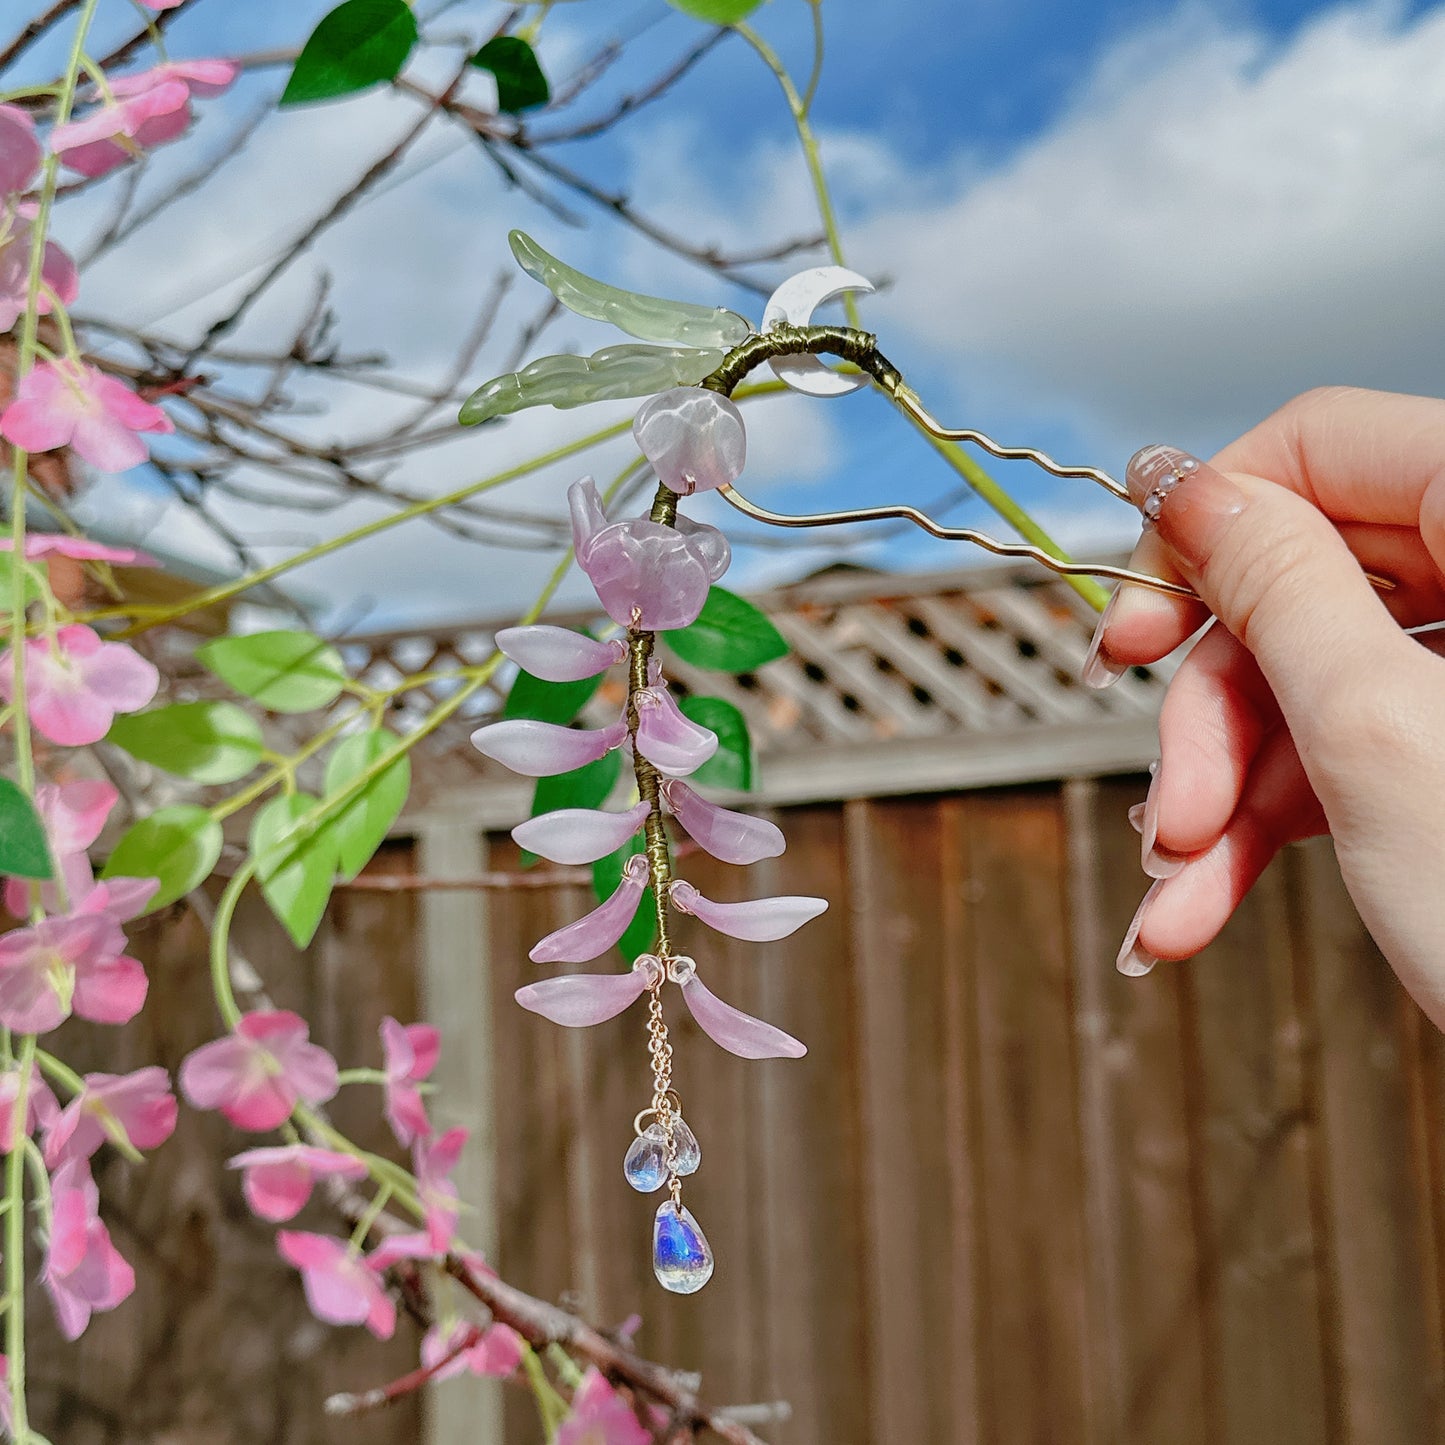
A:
[672,1115,701,1176]
[624,1124,668,1193]
[653,1201,714,1294]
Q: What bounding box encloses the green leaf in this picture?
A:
[522,751,623,867]
[198,630,347,714]
[101,805,222,911]
[323,728,411,881]
[664,586,788,672]
[592,834,655,963]
[679,695,752,791]
[251,794,338,949]
[0,778,52,879]
[665,0,764,22]
[280,0,418,106]
[106,702,263,785]
[502,664,602,726]
[470,35,550,113]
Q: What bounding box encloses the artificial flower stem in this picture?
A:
[4,1034,37,1445]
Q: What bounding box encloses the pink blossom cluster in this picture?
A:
[471,476,822,1059]
[0,52,238,472]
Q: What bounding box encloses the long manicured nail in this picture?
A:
[1116,880,1164,977]
[1127,801,1145,833]
[1125,444,1246,573]
[1081,588,1126,689]
[1139,759,1184,879]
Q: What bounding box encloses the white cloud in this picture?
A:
[850,3,1445,450]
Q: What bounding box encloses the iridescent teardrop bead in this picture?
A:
[624,1124,668,1193]
[672,1115,701,1177]
[653,1201,714,1294]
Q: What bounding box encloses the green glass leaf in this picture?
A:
[460,343,725,426]
[506,230,752,349]
[678,695,752,791]
[0,778,52,880]
[470,36,550,113]
[251,794,338,949]
[664,586,788,671]
[502,666,603,727]
[592,833,655,963]
[323,728,411,882]
[198,630,347,714]
[280,0,418,107]
[101,805,222,911]
[106,701,264,785]
[666,0,765,21]
[522,751,624,867]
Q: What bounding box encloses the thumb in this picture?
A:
[1125,444,1421,745]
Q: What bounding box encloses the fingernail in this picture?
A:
[1081,588,1126,689]
[1116,879,1164,977]
[1127,801,1146,833]
[1125,444,1246,573]
[1139,759,1185,879]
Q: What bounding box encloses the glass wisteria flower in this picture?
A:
[179,1010,339,1131]
[0,360,174,473]
[569,476,729,630]
[0,912,147,1034]
[380,1015,440,1147]
[0,105,41,195]
[632,387,746,495]
[0,622,160,746]
[276,1231,395,1340]
[227,1145,369,1222]
[43,1066,178,1166]
[43,1160,136,1341]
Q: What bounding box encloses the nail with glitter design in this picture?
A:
[1116,879,1164,977]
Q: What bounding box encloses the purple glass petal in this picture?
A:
[512,800,651,865]
[470,719,626,777]
[633,688,717,778]
[632,388,746,496]
[582,520,712,631]
[672,514,731,583]
[530,854,650,963]
[496,625,624,683]
[669,879,827,941]
[568,477,608,561]
[662,781,783,865]
[515,970,649,1027]
[679,974,805,1059]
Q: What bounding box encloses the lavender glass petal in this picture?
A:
[495,625,625,682]
[662,781,784,864]
[529,854,650,963]
[632,387,747,496]
[680,974,806,1059]
[511,800,651,865]
[470,718,627,777]
[633,688,718,777]
[514,970,650,1027]
[669,879,827,941]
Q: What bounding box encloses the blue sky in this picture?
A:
[16,0,1445,627]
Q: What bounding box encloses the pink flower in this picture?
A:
[43,1067,177,1166]
[414,1127,467,1253]
[140,0,186,9]
[0,912,147,1034]
[1,535,155,566]
[109,61,239,101]
[0,361,173,472]
[43,1160,136,1341]
[2,778,119,916]
[0,212,79,332]
[227,1144,368,1222]
[0,106,41,195]
[380,1016,439,1147]
[179,1010,339,1131]
[0,1065,58,1151]
[276,1231,395,1339]
[0,623,159,746]
[421,1320,524,1382]
[556,1368,651,1445]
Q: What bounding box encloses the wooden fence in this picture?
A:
[30,774,1445,1444]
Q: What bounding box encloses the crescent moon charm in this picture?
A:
[761,266,876,397]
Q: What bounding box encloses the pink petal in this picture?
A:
[385,1082,431,1148]
[672,513,731,582]
[400,1022,439,1080]
[72,633,160,713]
[229,1146,364,1222]
[633,687,717,777]
[91,371,173,435]
[662,781,784,864]
[37,779,118,854]
[679,974,805,1059]
[69,409,151,472]
[668,879,827,941]
[40,241,79,310]
[515,968,651,1027]
[632,388,746,496]
[0,106,41,193]
[72,953,147,1025]
[496,625,624,682]
[470,718,626,777]
[271,1037,340,1109]
[366,1231,435,1272]
[178,1035,250,1109]
[78,876,160,922]
[14,535,152,565]
[511,800,650,865]
[528,855,650,964]
[472,1323,525,1377]
[567,476,608,560]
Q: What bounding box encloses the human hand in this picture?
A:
[1082,386,1445,1029]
